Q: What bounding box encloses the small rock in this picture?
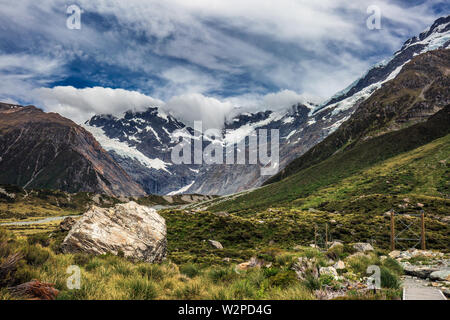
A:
[389,250,401,259]
[353,242,374,252]
[319,266,338,280]
[384,210,395,217]
[208,240,223,250]
[213,211,229,217]
[334,260,346,270]
[329,241,343,249]
[237,257,264,270]
[431,282,441,287]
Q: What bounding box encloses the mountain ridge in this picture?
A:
[0,102,146,196]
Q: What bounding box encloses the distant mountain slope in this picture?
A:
[84,16,450,196]
[314,15,450,115]
[207,105,450,213]
[0,103,146,196]
[266,48,450,185]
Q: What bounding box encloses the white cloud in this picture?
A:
[35,86,320,128]
[163,93,234,130]
[36,86,164,124]
[0,53,64,102]
[0,0,446,122]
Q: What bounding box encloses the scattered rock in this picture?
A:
[353,243,374,252]
[346,252,370,260]
[292,257,319,280]
[61,202,167,263]
[319,267,338,280]
[430,270,450,282]
[237,257,265,270]
[213,211,230,217]
[389,250,401,259]
[384,210,394,217]
[208,240,223,250]
[402,264,439,279]
[334,260,346,270]
[329,241,343,249]
[59,217,76,232]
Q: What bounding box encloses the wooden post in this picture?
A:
[421,211,426,250]
[325,223,328,249]
[390,210,395,251]
[314,225,317,247]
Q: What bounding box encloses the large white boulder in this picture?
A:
[61,202,167,263]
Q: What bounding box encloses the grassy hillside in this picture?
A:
[266,49,450,185]
[208,106,449,216]
[0,184,214,222]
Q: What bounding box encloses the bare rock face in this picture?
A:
[61,202,166,263]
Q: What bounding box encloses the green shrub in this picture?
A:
[303,274,321,291]
[175,283,202,299]
[208,267,237,283]
[27,233,50,247]
[126,278,158,300]
[73,253,92,267]
[382,258,403,276]
[23,245,49,266]
[319,274,335,286]
[180,263,201,278]
[263,267,280,278]
[380,267,400,289]
[137,264,164,281]
[269,271,297,288]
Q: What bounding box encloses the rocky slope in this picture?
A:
[0,103,146,196]
[84,16,450,196]
[266,48,450,185]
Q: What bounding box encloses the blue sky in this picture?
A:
[0,0,448,124]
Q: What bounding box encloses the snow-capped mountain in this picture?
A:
[83,103,316,195]
[84,16,450,196]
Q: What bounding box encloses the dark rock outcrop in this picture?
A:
[0,103,146,196]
